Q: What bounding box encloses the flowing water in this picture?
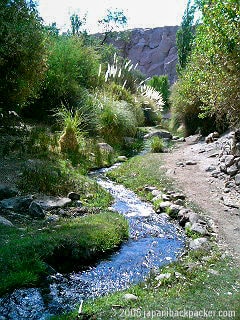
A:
[0,164,185,319]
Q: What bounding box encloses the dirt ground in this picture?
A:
[162,135,240,264]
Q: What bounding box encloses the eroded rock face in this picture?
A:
[107,26,179,84]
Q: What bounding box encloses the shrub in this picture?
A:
[97,95,138,146]
[150,136,164,153]
[0,0,47,110]
[24,35,100,119]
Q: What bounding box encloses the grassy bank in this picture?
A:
[0,212,128,296]
[55,153,240,319]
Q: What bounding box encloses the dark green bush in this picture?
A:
[0,0,47,110]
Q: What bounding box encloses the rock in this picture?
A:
[0,196,33,212]
[205,166,216,172]
[235,174,240,186]
[159,201,172,212]
[224,155,235,167]
[117,156,128,162]
[144,130,172,140]
[169,204,182,217]
[188,212,200,224]
[123,293,138,301]
[190,222,207,235]
[144,186,157,192]
[211,170,221,178]
[178,208,191,227]
[171,192,186,200]
[219,163,227,173]
[189,237,208,250]
[0,185,18,200]
[185,134,202,145]
[97,142,113,153]
[151,189,162,197]
[67,192,80,201]
[226,164,238,176]
[155,273,171,281]
[46,214,60,222]
[0,215,14,227]
[29,201,45,218]
[222,196,239,209]
[186,160,197,165]
[35,197,72,211]
[106,26,179,84]
[205,132,219,143]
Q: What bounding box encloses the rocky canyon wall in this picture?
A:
[107,26,179,85]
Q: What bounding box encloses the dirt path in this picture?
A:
[162,136,240,264]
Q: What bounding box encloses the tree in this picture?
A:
[98,9,128,44]
[70,13,87,36]
[171,0,240,135]
[176,0,197,73]
[0,0,47,111]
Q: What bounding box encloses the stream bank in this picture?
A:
[0,159,185,319]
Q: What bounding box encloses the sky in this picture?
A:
[36,0,189,34]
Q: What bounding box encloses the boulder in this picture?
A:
[189,222,207,235]
[117,156,128,162]
[97,142,114,153]
[144,130,172,140]
[235,174,240,186]
[123,293,138,301]
[0,215,14,227]
[68,192,80,201]
[224,155,235,167]
[0,185,18,200]
[0,196,33,212]
[226,164,238,176]
[35,197,72,211]
[29,201,45,219]
[189,237,209,250]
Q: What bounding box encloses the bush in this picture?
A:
[170,0,240,133]
[24,35,100,119]
[97,95,138,146]
[0,0,47,110]
[150,136,164,153]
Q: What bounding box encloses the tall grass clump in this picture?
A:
[101,53,144,93]
[97,96,138,146]
[150,136,164,153]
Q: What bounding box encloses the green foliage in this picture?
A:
[98,9,128,44]
[171,0,239,134]
[26,35,100,119]
[150,136,164,153]
[0,0,47,110]
[147,75,170,110]
[97,96,138,146]
[176,0,197,73]
[0,212,128,295]
[69,13,87,36]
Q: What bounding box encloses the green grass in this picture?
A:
[107,153,174,200]
[52,251,240,320]
[0,212,129,296]
[150,136,164,153]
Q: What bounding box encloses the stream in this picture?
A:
[0,164,185,319]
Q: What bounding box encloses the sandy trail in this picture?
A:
[162,136,240,264]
